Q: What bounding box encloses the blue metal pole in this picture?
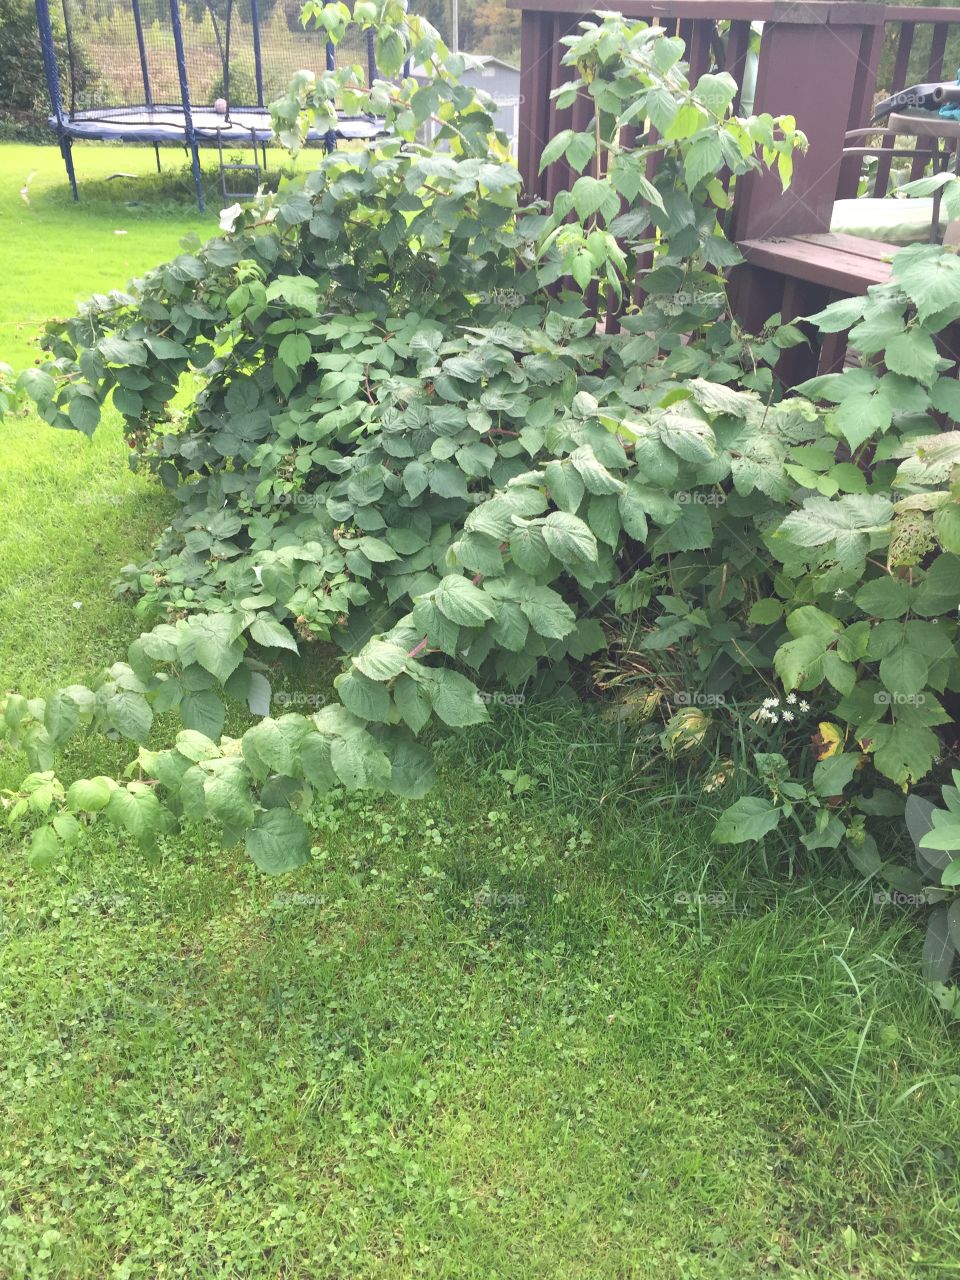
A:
[35,0,78,200]
[170,0,205,210]
[131,0,153,110]
[365,26,376,88]
[250,0,264,107]
[35,0,64,123]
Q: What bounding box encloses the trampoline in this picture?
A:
[34,0,388,209]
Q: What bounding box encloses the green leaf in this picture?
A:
[66,777,112,813]
[28,825,61,869]
[388,738,436,798]
[242,717,307,778]
[813,753,861,797]
[930,377,960,421]
[921,824,960,853]
[570,175,617,221]
[106,689,153,744]
[99,336,148,365]
[879,641,930,696]
[278,331,312,371]
[52,813,83,846]
[539,128,574,170]
[883,328,942,384]
[489,601,529,652]
[694,71,736,114]
[300,732,337,790]
[891,244,960,323]
[683,135,723,189]
[358,536,400,563]
[806,296,865,333]
[44,690,82,745]
[664,101,706,141]
[748,599,783,625]
[433,576,497,627]
[425,667,488,726]
[519,585,576,639]
[449,525,500,575]
[921,904,955,984]
[144,335,189,360]
[249,615,299,652]
[774,634,827,692]
[854,576,914,620]
[617,487,649,541]
[67,395,100,435]
[570,445,624,495]
[541,512,598,564]
[335,670,392,722]
[105,782,164,846]
[833,393,892,451]
[871,712,942,786]
[180,690,226,741]
[915,554,960,615]
[712,796,782,844]
[544,460,585,513]
[329,734,392,791]
[179,613,244,683]
[566,131,596,174]
[245,809,311,874]
[354,638,409,682]
[203,760,255,830]
[394,673,433,733]
[778,495,892,569]
[17,367,56,402]
[934,504,960,554]
[175,730,220,762]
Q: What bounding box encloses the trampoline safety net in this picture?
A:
[37,0,385,208]
[58,0,376,118]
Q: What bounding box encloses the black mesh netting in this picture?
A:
[59,0,376,122]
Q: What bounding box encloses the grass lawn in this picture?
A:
[1,140,960,1280]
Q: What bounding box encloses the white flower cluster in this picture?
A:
[756,692,810,725]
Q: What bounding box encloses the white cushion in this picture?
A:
[830,197,947,245]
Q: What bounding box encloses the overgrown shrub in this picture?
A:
[8,1,960,990]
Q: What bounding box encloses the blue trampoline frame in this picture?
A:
[35,0,385,210]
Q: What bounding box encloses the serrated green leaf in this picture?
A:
[541,512,598,564]
[519,585,576,639]
[424,667,488,726]
[335,670,392,722]
[249,615,299,652]
[433,575,497,626]
[245,808,311,874]
[544,459,585,513]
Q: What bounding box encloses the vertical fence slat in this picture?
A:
[686,18,713,81]
[544,14,577,203]
[874,20,914,196]
[836,18,884,199]
[517,10,554,198]
[724,18,751,114]
[910,21,949,180]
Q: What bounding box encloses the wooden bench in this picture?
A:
[731,232,897,382]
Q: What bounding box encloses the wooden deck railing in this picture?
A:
[510,1,960,242]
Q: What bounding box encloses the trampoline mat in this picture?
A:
[53,106,386,145]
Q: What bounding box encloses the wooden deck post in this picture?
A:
[728,4,887,241]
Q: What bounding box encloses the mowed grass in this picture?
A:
[0,142,213,695]
[2,141,960,1280]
